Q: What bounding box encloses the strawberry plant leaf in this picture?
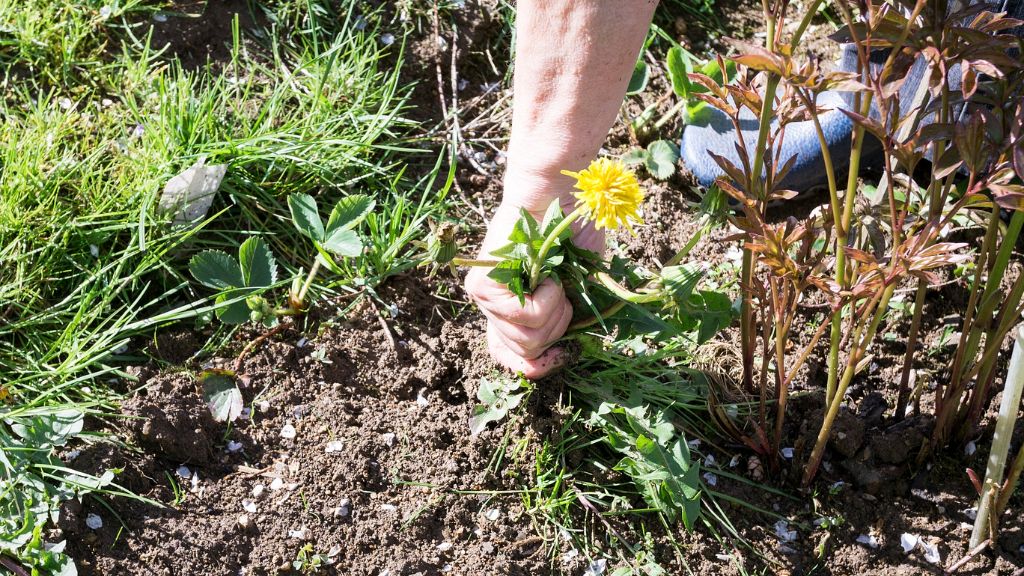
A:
[239,237,277,288]
[627,58,649,95]
[214,293,251,324]
[9,409,84,449]
[326,194,375,232]
[288,193,325,242]
[201,370,243,423]
[646,140,680,180]
[189,250,243,290]
[321,228,363,258]
[621,148,649,166]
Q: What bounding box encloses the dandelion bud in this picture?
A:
[427,222,458,265]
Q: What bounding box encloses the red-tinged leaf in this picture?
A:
[933,147,964,180]
[690,92,735,116]
[726,40,787,76]
[843,246,878,265]
[1014,141,1024,180]
[981,17,1024,33]
[961,61,979,100]
[990,183,1024,211]
[838,109,888,143]
[967,468,983,495]
[708,151,749,187]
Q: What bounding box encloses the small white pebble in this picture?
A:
[353,14,367,30]
[900,533,919,553]
[728,455,740,468]
[101,98,113,107]
[296,337,308,348]
[176,465,192,479]
[85,514,103,530]
[288,527,307,540]
[326,440,344,453]
[781,447,795,459]
[561,548,579,564]
[252,484,265,498]
[416,389,430,407]
[65,450,81,461]
[686,439,701,450]
[584,559,607,576]
[963,507,977,521]
[59,97,73,110]
[485,508,500,521]
[437,541,453,552]
[257,400,270,412]
[856,533,880,549]
[112,343,129,355]
[237,514,250,528]
[704,454,716,467]
[382,432,396,447]
[964,441,977,456]
[774,520,797,542]
[280,423,297,439]
[89,244,100,258]
[286,482,298,491]
[153,13,168,22]
[227,440,243,453]
[380,33,395,45]
[921,540,941,564]
[441,565,453,573]
[99,5,112,18]
[242,500,257,513]
[381,504,397,512]
[269,478,284,491]
[703,472,718,486]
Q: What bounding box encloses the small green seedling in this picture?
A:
[470,375,532,435]
[622,140,681,181]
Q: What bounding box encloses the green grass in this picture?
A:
[0,0,448,570]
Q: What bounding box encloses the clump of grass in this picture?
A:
[0,0,440,570]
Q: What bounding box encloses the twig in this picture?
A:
[233,321,290,373]
[0,556,30,576]
[368,298,397,350]
[944,538,990,574]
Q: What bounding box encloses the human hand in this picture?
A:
[465,202,604,379]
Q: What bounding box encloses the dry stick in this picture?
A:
[233,320,291,373]
[944,539,990,574]
[0,557,29,576]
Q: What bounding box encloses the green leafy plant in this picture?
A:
[697,0,1024,488]
[0,409,141,574]
[623,140,681,180]
[189,237,280,326]
[470,375,532,436]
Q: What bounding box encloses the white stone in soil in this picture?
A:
[238,514,250,528]
[485,508,500,521]
[382,432,396,447]
[288,527,307,540]
[561,549,579,564]
[416,388,429,407]
[325,440,344,453]
[252,484,265,498]
[269,477,284,491]
[436,541,453,551]
[85,513,103,530]
[334,498,351,517]
[963,507,977,521]
[381,504,397,512]
[781,447,795,459]
[856,533,880,549]
[964,440,977,456]
[227,440,243,453]
[900,532,918,553]
[176,465,192,479]
[921,540,941,564]
[774,520,797,542]
[280,423,297,439]
[242,500,258,513]
[702,472,718,487]
[584,559,607,576]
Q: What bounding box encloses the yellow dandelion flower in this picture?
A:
[562,158,644,233]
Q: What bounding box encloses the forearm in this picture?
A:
[502,0,658,214]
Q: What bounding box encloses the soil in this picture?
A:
[58,1,1024,575]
